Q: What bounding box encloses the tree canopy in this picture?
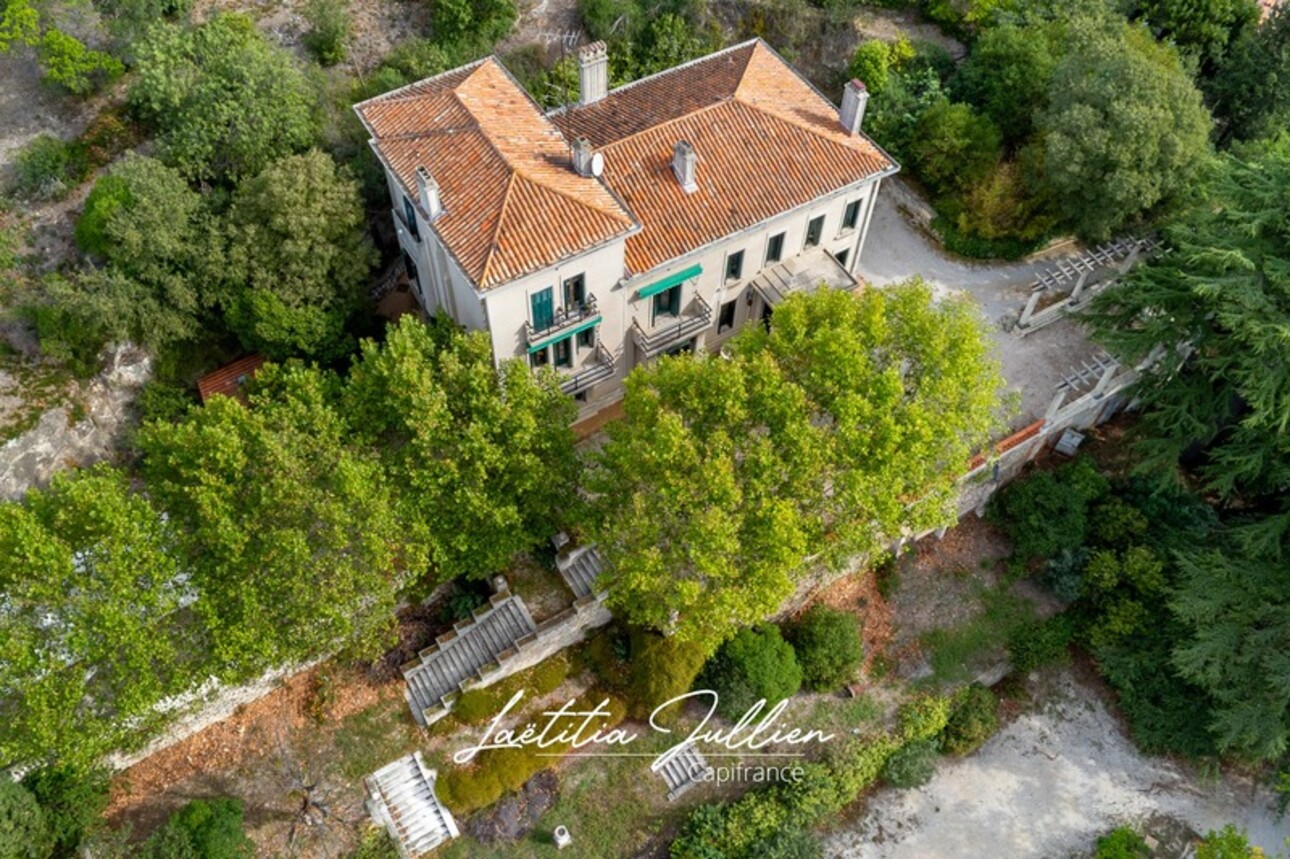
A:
[129,14,319,182]
[138,363,408,672]
[586,283,1005,651]
[344,315,579,582]
[1208,4,1290,143]
[1087,135,1290,502]
[1041,19,1212,240]
[221,149,375,359]
[0,466,188,768]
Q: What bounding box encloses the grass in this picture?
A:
[790,691,884,738]
[328,699,423,783]
[919,586,1038,687]
[0,353,82,443]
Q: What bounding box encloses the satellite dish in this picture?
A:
[590,152,605,177]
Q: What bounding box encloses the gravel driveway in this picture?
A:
[826,671,1290,858]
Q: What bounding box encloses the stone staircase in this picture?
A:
[402,590,537,726]
[556,544,605,600]
[655,743,713,801]
[365,752,459,857]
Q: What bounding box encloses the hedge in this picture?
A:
[450,652,571,726]
[437,691,627,814]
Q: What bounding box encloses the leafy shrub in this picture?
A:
[1040,547,1089,602]
[149,798,253,859]
[699,624,803,720]
[789,605,862,691]
[824,734,901,797]
[1007,614,1073,673]
[303,0,350,66]
[942,683,999,756]
[897,695,952,742]
[346,828,400,859]
[21,763,110,857]
[438,692,627,813]
[9,134,90,200]
[848,40,894,94]
[989,458,1109,562]
[908,99,1002,196]
[629,630,710,721]
[75,175,131,257]
[1195,824,1259,859]
[38,28,124,95]
[881,737,940,788]
[1095,827,1151,859]
[0,778,52,859]
[25,298,105,377]
[80,111,143,170]
[580,625,631,690]
[137,381,196,425]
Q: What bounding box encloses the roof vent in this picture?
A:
[672,141,697,194]
[840,79,868,136]
[577,41,609,106]
[415,166,442,220]
[571,138,604,177]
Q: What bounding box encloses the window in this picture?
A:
[531,287,554,331]
[805,215,825,248]
[766,232,785,264]
[402,251,420,292]
[402,196,419,240]
[577,326,596,349]
[553,337,573,368]
[834,248,850,268]
[724,250,744,282]
[842,199,862,231]
[718,298,737,333]
[562,273,586,309]
[653,284,681,321]
[530,347,550,368]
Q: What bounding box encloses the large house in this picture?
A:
[355,39,898,416]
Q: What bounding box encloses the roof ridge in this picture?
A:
[596,98,733,153]
[573,38,759,105]
[353,58,489,110]
[478,172,518,288]
[517,171,636,225]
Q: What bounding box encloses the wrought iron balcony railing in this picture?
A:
[630,294,713,359]
[525,294,599,346]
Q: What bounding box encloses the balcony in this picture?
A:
[525,294,599,346]
[559,343,616,395]
[631,294,713,359]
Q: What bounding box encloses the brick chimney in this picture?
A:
[840,79,868,136]
[577,41,609,106]
[414,166,442,219]
[672,141,697,193]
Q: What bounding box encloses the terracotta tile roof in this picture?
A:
[551,40,898,274]
[196,354,266,404]
[355,60,638,290]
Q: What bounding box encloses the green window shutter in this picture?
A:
[531,287,554,331]
[635,264,702,299]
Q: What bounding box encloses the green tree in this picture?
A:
[1171,521,1290,760]
[1086,137,1290,501]
[129,15,319,182]
[0,779,51,859]
[72,155,217,349]
[21,765,110,859]
[0,0,39,53]
[432,0,514,46]
[908,99,1002,195]
[221,149,374,359]
[0,466,187,768]
[1131,0,1258,68]
[588,283,1004,651]
[138,363,407,672]
[1208,4,1290,142]
[951,22,1060,146]
[700,624,803,719]
[1040,20,1212,240]
[151,798,253,859]
[848,40,894,95]
[1195,824,1262,859]
[1095,827,1151,859]
[788,605,862,691]
[37,29,123,95]
[345,316,578,582]
[303,0,350,65]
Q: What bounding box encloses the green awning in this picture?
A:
[634,264,702,300]
[527,315,602,353]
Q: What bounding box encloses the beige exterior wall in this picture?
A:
[380,163,889,419]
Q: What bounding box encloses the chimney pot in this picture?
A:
[577,41,609,106]
[840,79,868,135]
[414,166,442,219]
[571,137,595,176]
[672,141,697,193]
